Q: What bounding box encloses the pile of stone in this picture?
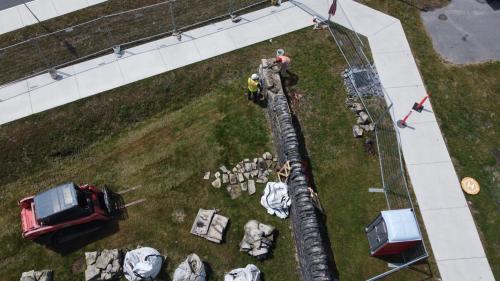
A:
[204,152,278,199]
[239,220,275,260]
[84,249,122,281]
[20,270,53,281]
[341,68,377,139]
[190,208,229,244]
[345,97,374,138]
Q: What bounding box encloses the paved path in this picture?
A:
[0,1,494,280]
[0,0,107,35]
[421,0,500,64]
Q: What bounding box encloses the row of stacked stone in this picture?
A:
[345,97,374,138]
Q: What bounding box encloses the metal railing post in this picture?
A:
[373,103,393,128]
[31,38,50,70]
[169,1,177,33]
[168,1,182,40]
[229,0,235,16]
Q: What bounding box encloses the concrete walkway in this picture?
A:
[421,0,500,64]
[0,0,107,35]
[0,1,494,280]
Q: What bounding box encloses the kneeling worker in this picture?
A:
[275,55,291,76]
[247,73,261,101]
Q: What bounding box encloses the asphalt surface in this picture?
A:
[421,0,500,64]
[0,0,32,11]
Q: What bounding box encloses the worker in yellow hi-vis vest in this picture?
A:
[247,73,261,101]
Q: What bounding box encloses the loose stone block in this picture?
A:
[238,173,245,183]
[359,111,370,123]
[353,125,363,138]
[219,166,229,173]
[248,180,256,195]
[229,173,237,184]
[212,178,222,188]
[227,184,242,199]
[222,174,229,184]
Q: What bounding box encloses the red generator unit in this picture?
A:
[365,208,422,256]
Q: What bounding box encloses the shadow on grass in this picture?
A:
[45,220,120,256]
[156,260,172,281]
[374,246,434,280]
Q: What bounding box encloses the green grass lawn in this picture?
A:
[0,26,437,280]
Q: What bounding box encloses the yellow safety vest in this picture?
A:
[248,78,259,92]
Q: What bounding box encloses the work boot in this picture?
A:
[252,92,258,102]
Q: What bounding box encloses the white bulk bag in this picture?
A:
[224,264,261,281]
[123,247,164,281]
[173,253,206,281]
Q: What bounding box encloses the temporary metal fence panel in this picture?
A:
[0,0,268,87]
[314,3,429,280]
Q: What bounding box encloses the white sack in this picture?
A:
[123,247,164,281]
[173,253,206,281]
[224,264,261,281]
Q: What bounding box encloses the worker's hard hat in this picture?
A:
[251,73,259,80]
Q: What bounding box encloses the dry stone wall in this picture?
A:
[260,59,337,281]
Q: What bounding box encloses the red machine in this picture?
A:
[19,182,118,244]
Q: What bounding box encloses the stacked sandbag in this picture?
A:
[239,220,275,260]
[123,247,165,281]
[224,264,261,281]
[173,253,206,281]
[84,249,122,281]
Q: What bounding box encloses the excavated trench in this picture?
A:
[259,58,339,281]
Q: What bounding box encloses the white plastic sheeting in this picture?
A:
[224,264,261,281]
[123,247,164,281]
[260,182,291,219]
[173,253,206,281]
